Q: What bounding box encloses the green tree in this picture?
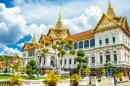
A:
[41,41,50,58]
[43,39,76,77]
[25,60,37,79]
[76,50,87,75]
[11,63,21,72]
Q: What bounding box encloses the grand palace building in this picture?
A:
[21,0,130,77]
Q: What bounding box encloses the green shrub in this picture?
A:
[76,56,83,63]
[77,64,82,68]
[77,50,85,57]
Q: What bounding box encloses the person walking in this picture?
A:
[114,77,117,86]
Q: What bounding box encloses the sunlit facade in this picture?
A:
[21,0,130,76]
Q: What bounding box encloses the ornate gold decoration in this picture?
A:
[30,28,38,45]
[107,0,117,18]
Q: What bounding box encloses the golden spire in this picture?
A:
[30,27,38,44]
[58,5,61,22]
[107,0,117,18]
[108,0,111,8]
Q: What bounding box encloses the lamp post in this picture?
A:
[4,58,9,73]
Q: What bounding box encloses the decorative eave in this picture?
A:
[93,13,119,33]
[64,30,93,42]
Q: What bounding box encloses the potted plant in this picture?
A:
[71,73,81,85]
[46,71,60,86]
[9,73,21,86]
[83,67,91,77]
[41,70,44,75]
[101,68,106,76]
[90,71,96,76]
[117,72,124,81]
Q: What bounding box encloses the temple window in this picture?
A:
[114,54,117,61]
[69,59,71,65]
[90,39,95,47]
[100,56,103,62]
[86,57,89,63]
[99,40,102,46]
[74,59,76,64]
[84,40,89,48]
[64,59,66,65]
[60,60,62,65]
[92,57,95,63]
[79,41,83,49]
[106,51,110,61]
[74,42,78,49]
[113,37,116,44]
[105,38,109,45]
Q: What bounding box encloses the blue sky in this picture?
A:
[0,0,130,56]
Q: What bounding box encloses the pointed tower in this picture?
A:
[58,5,61,22]
[30,28,38,45]
[54,5,64,33]
[107,0,117,18]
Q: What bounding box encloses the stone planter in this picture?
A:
[48,82,56,86]
[10,84,20,86]
[73,81,79,86]
[119,78,122,81]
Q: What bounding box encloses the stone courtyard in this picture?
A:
[99,82,130,86]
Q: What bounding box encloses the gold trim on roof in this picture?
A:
[107,0,117,18]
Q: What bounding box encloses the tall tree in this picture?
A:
[76,50,87,75]
[41,39,76,77]
[25,59,37,79]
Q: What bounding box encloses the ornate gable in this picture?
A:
[93,13,118,32]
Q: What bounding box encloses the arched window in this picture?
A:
[69,44,73,50]
[84,40,89,48]
[79,41,83,49]
[74,42,78,49]
[90,39,95,47]
[106,51,110,61]
[106,51,110,54]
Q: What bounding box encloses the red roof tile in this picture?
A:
[64,31,92,40]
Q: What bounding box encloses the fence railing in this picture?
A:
[0,80,11,86]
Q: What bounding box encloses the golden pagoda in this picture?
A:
[46,5,70,39]
[107,0,117,18]
[30,29,38,45]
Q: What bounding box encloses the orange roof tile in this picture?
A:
[64,31,92,40]
[27,44,30,46]
[44,36,51,40]
[33,44,44,49]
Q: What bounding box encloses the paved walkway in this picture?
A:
[99,82,130,86]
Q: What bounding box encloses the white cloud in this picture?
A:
[0,3,29,44]
[84,6,102,21]
[17,43,24,47]
[13,0,25,4]
[62,15,92,34]
[28,23,54,42]
[0,47,22,57]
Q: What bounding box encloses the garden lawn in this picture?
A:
[0,76,70,80]
[0,76,10,79]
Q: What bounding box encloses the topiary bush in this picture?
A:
[77,49,85,57]
[25,59,37,79]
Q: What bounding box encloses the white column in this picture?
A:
[41,57,43,66]
[45,56,50,66]
[89,40,90,49]
[111,50,114,62]
[83,41,84,50]
[103,51,106,63]
[77,42,79,49]
[89,54,91,64]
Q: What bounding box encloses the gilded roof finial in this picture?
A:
[108,0,111,8]
[107,0,117,18]
[34,27,36,37]
[30,27,38,45]
[58,5,61,22]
